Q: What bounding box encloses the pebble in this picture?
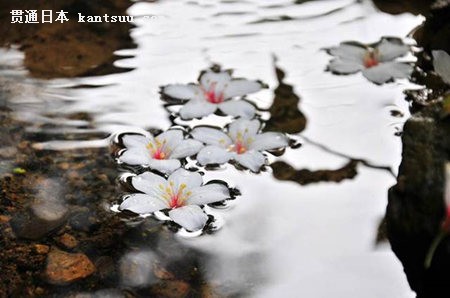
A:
[58,233,78,249]
[45,248,95,284]
[34,244,50,254]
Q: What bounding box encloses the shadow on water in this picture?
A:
[267,59,396,185]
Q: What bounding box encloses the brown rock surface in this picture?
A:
[34,244,50,255]
[151,280,191,298]
[45,248,95,284]
[58,233,79,249]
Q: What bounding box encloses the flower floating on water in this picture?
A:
[432,50,450,85]
[120,169,231,231]
[161,68,264,119]
[326,37,413,84]
[116,130,203,174]
[191,119,289,172]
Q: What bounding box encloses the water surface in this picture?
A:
[1,0,425,297]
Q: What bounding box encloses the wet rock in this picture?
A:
[58,233,79,249]
[10,207,68,240]
[372,0,436,15]
[31,197,68,223]
[45,248,96,285]
[11,178,68,239]
[413,5,450,53]
[387,111,450,298]
[34,244,50,254]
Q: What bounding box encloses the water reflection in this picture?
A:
[0,0,425,297]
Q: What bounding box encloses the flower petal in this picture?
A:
[169,139,204,159]
[234,150,266,172]
[432,50,450,85]
[119,148,151,166]
[190,127,232,147]
[187,184,230,205]
[162,84,201,100]
[122,134,153,149]
[362,62,412,84]
[131,172,167,197]
[249,132,289,151]
[199,70,232,90]
[223,79,262,99]
[148,159,181,174]
[228,119,260,142]
[168,205,208,231]
[196,145,233,166]
[168,168,203,190]
[156,130,184,153]
[179,99,217,120]
[376,38,409,62]
[327,43,366,63]
[120,193,167,214]
[328,58,364,74]
[218,100,256,119]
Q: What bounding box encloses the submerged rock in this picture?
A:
[10,178,68,240]
[57,233,79,249]
[45,248,96,285]
[10,207,68,240]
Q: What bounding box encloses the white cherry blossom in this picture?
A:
[117,130,203,174]
[327,37,413,84]
[191,119,289,172]
[120,169,230,231]
[161,69,264,119]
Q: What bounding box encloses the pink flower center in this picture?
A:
[160,182,191,209]
[227,131,252,154]
[147,139,169,160]
[204,82,224,104]
[363,51,379,68]
[169,195,184,209]
[152,149,166,160]
[234,141,247,154]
